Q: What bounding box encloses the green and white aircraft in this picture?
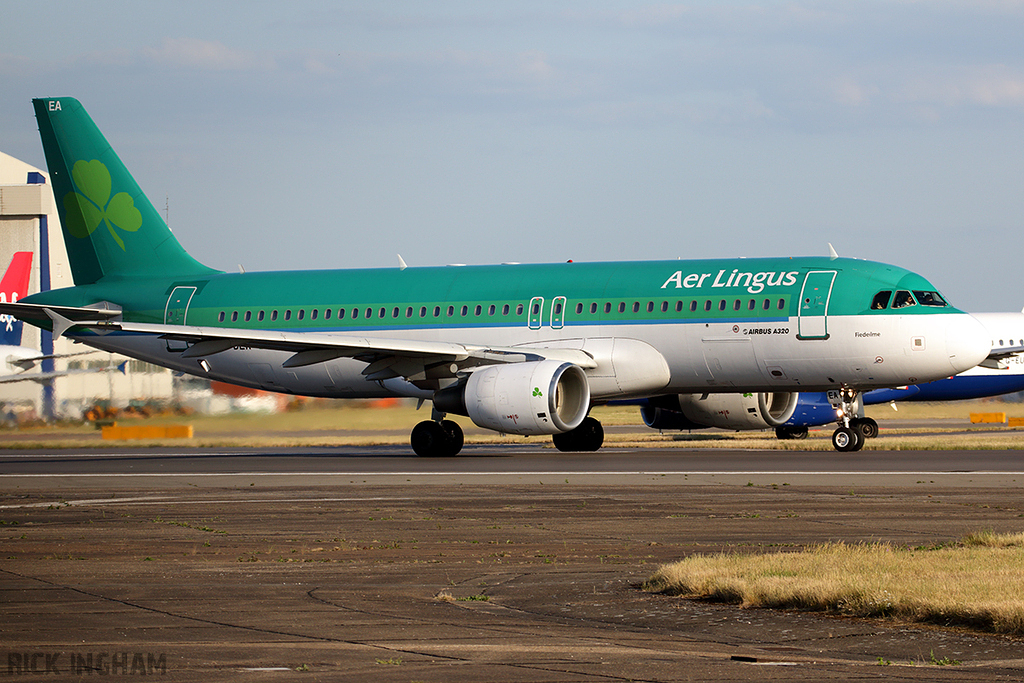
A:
[1,97,990,454]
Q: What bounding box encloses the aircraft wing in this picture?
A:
[979,344,1024,370]
[0,363,126,385]
[5,304,596,384]
[7,349,100,371]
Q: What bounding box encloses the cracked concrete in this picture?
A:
[2,481,1023,681]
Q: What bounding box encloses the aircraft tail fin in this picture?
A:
[0,252,32,346]
[32,98,220,285]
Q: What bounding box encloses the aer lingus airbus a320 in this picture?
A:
[0,97,990,454]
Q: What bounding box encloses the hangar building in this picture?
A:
[0,150,175,421]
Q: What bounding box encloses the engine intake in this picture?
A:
[434,360,590,435]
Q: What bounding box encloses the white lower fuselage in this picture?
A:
[71,311,983,401]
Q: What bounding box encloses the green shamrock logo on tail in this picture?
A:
[63,160,142,250]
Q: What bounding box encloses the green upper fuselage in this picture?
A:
[22,255,959,333]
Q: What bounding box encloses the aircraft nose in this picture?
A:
[946,314,990,375]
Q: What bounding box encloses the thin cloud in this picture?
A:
[142,37,271,71]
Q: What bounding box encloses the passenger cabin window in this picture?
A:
[325,309,332,320]
[590,303,598,314]
[271,310,278,321]
[311,309,318,320]
[502,304,509,315]
[913,290,947,307]
[576,303,584,315]
[690,301,697,312]
[871,290,892,310]
[218,312,225,322]
[516,304,524,315]
[604,303,611,314]
[892,290,916,308]
[231,311,238,322]
[258,311,265,322]
[297,310,305,320]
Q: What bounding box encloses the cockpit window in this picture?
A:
[892,290,916,308]
[871,290,892,310]
[912,290,947,307]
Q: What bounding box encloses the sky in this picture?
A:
[1,1,1022,311]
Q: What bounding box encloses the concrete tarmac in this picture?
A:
[3,445,1024,681]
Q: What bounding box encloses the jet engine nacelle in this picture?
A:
[641,392,799,431]
[434,360,590,435]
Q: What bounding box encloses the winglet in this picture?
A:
[397,254,408,271]
[828,243,839,260]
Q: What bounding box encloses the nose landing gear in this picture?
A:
[828,388,868,452]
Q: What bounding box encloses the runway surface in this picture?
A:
[3,444,1024,681]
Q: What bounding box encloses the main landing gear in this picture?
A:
[828,388,878,452]
[410,413,607,456]
[411,409,464,457]
[775,425,808,440]
[552,416,605,452]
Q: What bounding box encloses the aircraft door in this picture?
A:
[164,286,196,352]
[797,271,836,340]
[528,297,544,330]
[165,286,196,325]
[551,296,566,329]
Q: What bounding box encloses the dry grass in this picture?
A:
[866,399,1024,421]
[3,399,1024,450]
[644,532,1024,635]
